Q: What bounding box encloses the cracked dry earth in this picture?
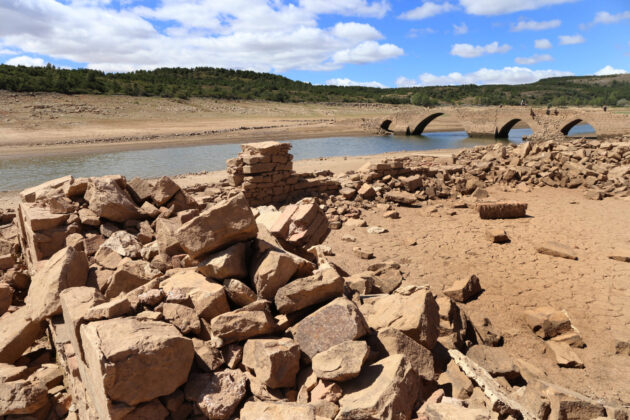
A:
[323,184,630,405]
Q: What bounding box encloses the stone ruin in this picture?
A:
[0,138,628,419]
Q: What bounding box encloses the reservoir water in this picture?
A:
[0,125,595,191]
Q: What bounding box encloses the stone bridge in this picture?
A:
[380,106,630,139]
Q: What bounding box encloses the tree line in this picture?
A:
[1,64,628,107]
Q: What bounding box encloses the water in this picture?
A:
[0,125,595,192]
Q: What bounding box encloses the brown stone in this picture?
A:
[184,370,247,420]
[376,328,435,381]
[523,307,572,339]
[152,176,180,206]
[160,271,230,321]
[105,259,161,298]
[252,250,299,300]
[0,283,13,316]
[243,337,301,388]
[477,202,527,219]
[0,379,49,415]
[176,193,258,258]
[424,403,491,419]
[385,190,417,205]
[240,401,316,420]
[161,302,201,335]
[485,228,510,244]
[78,208,100,226]
[546,342,585,368]
[536,242,578,260]
[290,297,368,359]
[466,345,520,379]
[210,300,278,345]
[444,275,482,303]
[156,217,184,256]
[84,178,141,223]
[0,307,44,364]
[222,278,257,307]
[312,340,369,382]
[275,263,344,314]
[197,242,249,280]
[192,338,224,372]
[337,354,420,420]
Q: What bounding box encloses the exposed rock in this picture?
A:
[424,402,492,420]
[275,263,344,314]
[78,208,100,226]
[85,296,132,321]
[352,247,374,260]
[344,272,375,295]
[106,259,161,298]
[161,270,230,321]
[176,193,258,258]
[361,288,440,349]
[152,176,180,206]
[197,242,249,280]
[485,229,510,244]
[240,401,316,420]
[310,379,343,403]
[0,379,49,415]
[546,342,584,368]
[357,184,376,200]
[0,309,42,366]
[210,300,278,345]
[252,250,299,300]
[312,340,369,382]
[243,337,301,388]
[291,297,368,359]
[26,246,89,320]
[161,302,201,335]
[155,218,184,256]
[222,278,257,307]
[477,202,527,219]
[536,242,578,260]
[437,360,474,400]
[80,317,194,418]
[84,178,141,223]
[337,354,420,420]
[523,307,572,339]
[371,266,404,294]
[384,190,417,205]
[466,345,520,380]
[270,200,330,249]
[0,283,13,316]
[444,274,482,303]
[192,338,224,372]
[100,230,142,259]
[184,370,247,420]
[375,328,435,381]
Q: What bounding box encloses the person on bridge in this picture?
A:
[603,105,607,112]
[530,108,536,118]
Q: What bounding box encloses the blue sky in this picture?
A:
[0,0,628,87]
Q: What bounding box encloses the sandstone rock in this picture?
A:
[270,201,330,249]
[312,340,369,382]
[337,354,420,420]
[252,250,298,300]
[20,175,72,202]
[176,193,258,258]
[0,307,44,364]
[192,338,224,372]
[0,363,29,383]
[127,400,169,419]
[375,328,435,381]
[352,247,374,259]
[240,401,316,420]
[100,230,142,259]
[477,202,527,219]
[609,249,630,263]
[523,307,572,339]
[223,278,257,307]
[372,266,404,294]
[161,271,230,321]
[532,379,605,420]
[546,342,584,368]
[26,246,89,320]
[339,187,357,200]
[291,297,368,359]
[275,263,344,314]
[357,184,376,200]
[243,337,301,388]
[0,283,13,316]
[127,177,155,203]
[424,402,492,420]
[156,217,184,256]
[94,246,124,270]
[536,242,578,260]
[184,370,247,420]
[384,210,400,219]
[466,345,520,380]
[152,176,180,206]
[197,242,249,280]
[361,289,439,349]
[222,343,243,369]
[399,174,422,192]
[85,178,141,223]
[85,295,132,321]
[367,226,388,234]
[210,300,278,345]
[345,272,375,295]
[444,275,482,303]
[468,313,502,347]
[385,190,417,205]
[346,219,367,227]
[310,399,340,419]
[80,317,194,417]
[105,259,161,298]
[310,379,343,403]
[485,229,510,244]
[0,379,49,416]
[78,208,100,226]
[161,302,201,335]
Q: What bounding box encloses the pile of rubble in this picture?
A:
[226,141,340,206]
[1,138,629,420]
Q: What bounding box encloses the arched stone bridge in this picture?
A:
[380,106,630,139]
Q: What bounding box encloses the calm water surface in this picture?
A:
[0,125,594,191]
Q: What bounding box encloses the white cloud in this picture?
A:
[0,0,403,73]
[453,23,468,35]
[511,19,561,31]
[326,77,387,88]
[593,10,630,24]
[399,2,456,20]
[397,66,573,86]
[535,38,552,49]
[558,34,585,45]
[332,41,403,65]
[5,55,45,66]
[514,54,553,65]
[408,28,437,38]
[458,0,578,15]
[450,41,511,58]
[594,65,628,76]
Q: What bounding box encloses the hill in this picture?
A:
[0,64,628,107]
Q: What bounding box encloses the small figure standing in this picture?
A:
[603,105,607,112]
[530,108,535,118]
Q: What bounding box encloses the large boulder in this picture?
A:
[26,246,89,320]
[252,250,298,300]
[184,370,247,420]
[375,328,435,382]
[270,200,330,248]
[197,242,249,280]
[290,297,368,359]
[337,354,420,420]
[242,338,301,389]
[312,340,369,382]
[160,270,229,321]
[211,300,278,345]
[105,259,161,299]
[176,193,258,258]
[360,288,440,349]
[0,307,44,364]
[0,379,49,416]
[80,317,194,419]
[84,178,141,223]
[274,263,344,314]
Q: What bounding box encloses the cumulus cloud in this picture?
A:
[535,38,552,49]
[453,23,468,35]
[326,77,387,88]
[558,34,585,45]
[593,10,630,24]
[0,0,403,73]
[450,41,511,58]
[399,2,456,20]
[5,55,45,66]
[458,0,578,15]
[395,76,420,87]
[511,19,561,31]
[396,66,573,86]
[594,65,628,76]
[514,54,553,65]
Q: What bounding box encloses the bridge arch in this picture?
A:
[561,118,596,136]
[410,113,444,136]
[380,119,393,131]
[496,118,530,139]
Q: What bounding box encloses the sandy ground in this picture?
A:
[0,91,473,158]
[323,184,630,404]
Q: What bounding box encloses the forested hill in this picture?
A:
[1,64,629,107]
